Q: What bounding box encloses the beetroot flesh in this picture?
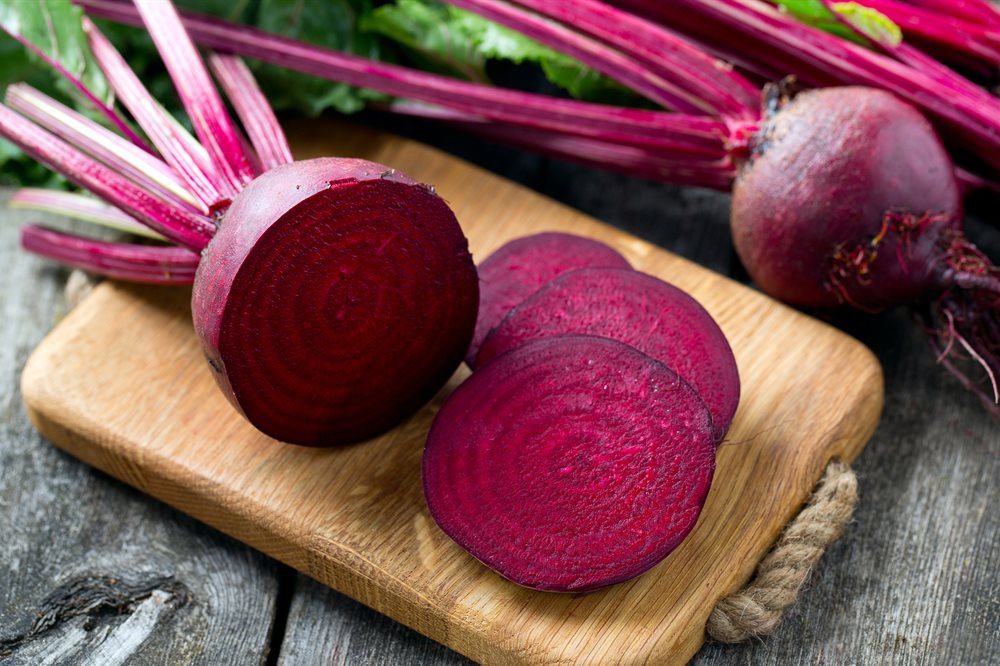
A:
[734,87,1000,411]
[193,157,479,446]
[467,232,631,367]
[423,335,716,592]
[476,268,739,440]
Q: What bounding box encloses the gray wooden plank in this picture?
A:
[277,574,472,666]
[0,193,282,665]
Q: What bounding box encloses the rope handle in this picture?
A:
[707,460,858,643]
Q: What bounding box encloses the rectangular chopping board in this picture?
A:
[20,120,883,665]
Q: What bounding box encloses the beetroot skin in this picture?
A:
[477,268,739,440]
[733,87,962,311]
[467,232,631,367]
[193,158,479,446]
[733,87,999,410]
[423,335,716,592]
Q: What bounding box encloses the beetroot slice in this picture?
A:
[424,335,716,592]
[193,157,478,446]
[477,268,739,441]
[467,232,631,367]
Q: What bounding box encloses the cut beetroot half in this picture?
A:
[467,232,631,367]
[193,158,478,446]
[476,268,739,441]
[423,335,716,592]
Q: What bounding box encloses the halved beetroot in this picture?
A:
[467,232,631,367]
[476,268,739,441]
[423,335,716,592]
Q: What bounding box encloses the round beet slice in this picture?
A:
[467,232,631,367]
[424,335,716,592]
[476,268,739,441]
[193,158,478,446]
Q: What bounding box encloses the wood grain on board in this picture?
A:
[19,122,883,665]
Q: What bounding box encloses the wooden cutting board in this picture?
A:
[20,121,883,665]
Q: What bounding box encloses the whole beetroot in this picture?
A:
[733,87,998,410]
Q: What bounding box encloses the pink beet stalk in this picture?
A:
[461,0,760,118]
[382,100,737,189]
[10,188,164,239]
[448,0,746,116]
[83,18,228,211]
[21,225,198,284]
[75,0,735,158]
[208,54,293,172]
[5,84,198,210]
[132,0,255,193]
[0,104,214,250]
[0,21,151,152]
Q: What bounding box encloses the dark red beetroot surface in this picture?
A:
[466,232,631,367]
[732,87,963,311]
[477,268,739,441]
[424,335,716,592]
[193,157,479,446]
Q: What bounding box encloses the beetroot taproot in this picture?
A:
[467,232,631,367]
[477,268,739,440]
[733,87,999,410]
[193,158,478,445]
[423,335,716,592]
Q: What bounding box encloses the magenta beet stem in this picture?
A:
[500,0,760,118]
[133,0,256,193]
[208,54,294,172]
[609,0,1000,174]
[0,104,215,251]
[75,0,737,156]
[447,0,747,117]
[21,225,199,285]
[0,21,152,153]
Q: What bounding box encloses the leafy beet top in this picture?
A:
[477,268,739,441]
[467,232,631,367]
[424,335,716,592]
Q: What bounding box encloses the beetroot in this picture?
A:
[733,87,999,410]
[732,87,963,310]
[193,159,478,445]
[0,1,478,445]
[477,268,739,440]
[467,232,631,367]
[423,335,716,592]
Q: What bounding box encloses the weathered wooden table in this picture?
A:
[1,117,997,665]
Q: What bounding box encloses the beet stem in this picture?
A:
[381,101,736,190]
[208,54,294,172]
[503,0,760,118]
[83,18,225,213]
[75,0,735,156]
[21,225,198,284]
[449,0,742,116]
[10,188,165,240]
[0,104,214,250]
[5,84,199,211]
[132,0,256,193]
[0,17,152,153]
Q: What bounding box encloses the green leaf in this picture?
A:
[831,2,902,47]
[774,0,901,47]
[0,0,110,105]
[250,0,387,115]
[362,0,487,81]
[364,0,640,104]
